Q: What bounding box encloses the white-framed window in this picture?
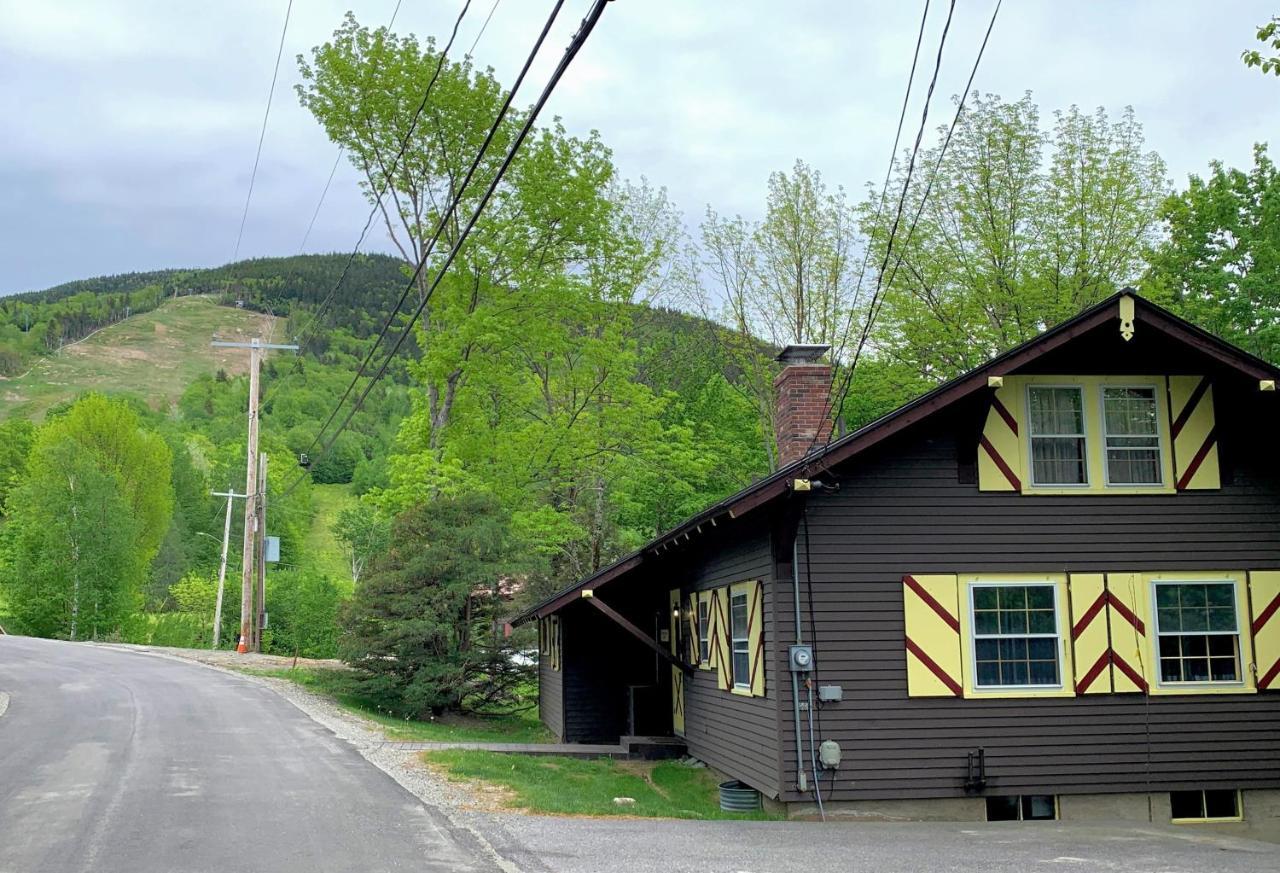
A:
[1102,386,1163,485]
[697,595,710,665]
[970,582,1062,689]
[1153,581,1241,684]
[1026,386,1088,486]
[730,590,750,689]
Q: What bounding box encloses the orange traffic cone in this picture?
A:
[236,634,248,654]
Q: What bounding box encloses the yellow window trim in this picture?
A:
[1014,375,1176,495]
[957,573,1076,699]
[1135,571,1257,696]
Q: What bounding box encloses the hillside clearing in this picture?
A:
[305,483,358,591]
[0,296,281,421]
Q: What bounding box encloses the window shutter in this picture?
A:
[977,385,1022,491]
[1069,574,1110,694]
[712,588,732,691]
[684,595,698,665]
[549,615,561,672]
[902,574,963,697]
[746,580,765,696]
[1104,573,1149,693]
[539,618,548,656]
[1249,571,1280,691]
[1169,376,1220,490]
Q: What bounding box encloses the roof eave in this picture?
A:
[511,291,1280,626]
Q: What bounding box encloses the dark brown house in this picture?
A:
[513,292,1280,831]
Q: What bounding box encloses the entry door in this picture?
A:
[669,588,685,737]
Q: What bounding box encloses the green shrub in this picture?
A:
[263,567,343,658]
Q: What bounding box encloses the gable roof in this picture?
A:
[512,291,1280,626]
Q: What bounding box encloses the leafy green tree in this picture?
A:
[1243,17,1280,75]
[297,15,613,447]
[0,419,36,515]
[341,494,529,716]
[4,438,142,639]
[871,93,1167,379]
[335,505,390,587]
[309,431,363,484]
[695,160,862,468]
[263,568,342,659]
[1146,144,1280,362]
[40,393,173,562]
[832,358,932,433]
[171,571,217,616]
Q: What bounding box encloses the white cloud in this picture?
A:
[1,0,1278,293]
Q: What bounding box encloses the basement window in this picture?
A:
[1170,789,1241,822]
[986,795,1057,822]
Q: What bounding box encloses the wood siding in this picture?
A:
[682,519,782,798]
[538,639,564,740]
[781,371,1280,803]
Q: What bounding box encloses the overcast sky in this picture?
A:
[1,1,1277,295]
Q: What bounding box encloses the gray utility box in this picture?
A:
[789,645,814,672]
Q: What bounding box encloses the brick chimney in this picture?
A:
[773,344,833,467]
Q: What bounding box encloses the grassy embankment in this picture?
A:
[248,666,550,743]
[0,295,281,421]
[424,752,780,820]
[303,483,357,591]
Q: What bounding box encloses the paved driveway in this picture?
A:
[471,812,1280,873]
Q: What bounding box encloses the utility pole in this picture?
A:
[212,338,297,654]
[210,487,247,649]
[254,453,268,652]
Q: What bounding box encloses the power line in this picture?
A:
[297,151,342,254]
[296,0,570,466]
[295,0,418,256]
[286,0,611,497]
[264,0,478,408]
[469,0,502,56]
[233,0,294,262]
[802,0,954,458]
[823,0,1003,448]
[825,0,932,374]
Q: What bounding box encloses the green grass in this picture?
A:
[0,296,282,421]
[303,483,357,591]
[424,751,781,820]
[245,666,552,743]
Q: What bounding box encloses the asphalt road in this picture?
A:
[3,635,1279,873]
[0,635,498,873]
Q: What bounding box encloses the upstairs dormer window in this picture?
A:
[1027,386,1087,486]
[980,376,1212,494]
[1102,386,1163,485]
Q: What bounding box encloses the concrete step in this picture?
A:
[621,735,688,760]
